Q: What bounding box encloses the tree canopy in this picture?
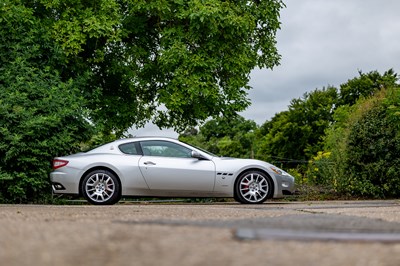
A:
[256,86,338,162]
[338,69,398,106]
[5,0,285,134]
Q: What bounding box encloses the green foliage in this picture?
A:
[0,0,94,202]
[305,151,333,185]
[256,87,338,162]
[321,87,400,198]
[26,0,285,134]
[305,71,400,198]
[338,69,398,106]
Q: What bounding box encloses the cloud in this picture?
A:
[242,0,400,125]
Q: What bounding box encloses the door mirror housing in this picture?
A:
[191,151,208,160]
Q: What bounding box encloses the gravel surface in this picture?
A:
[1,201,400,266]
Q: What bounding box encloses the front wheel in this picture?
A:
[82,170,121,205]
[234,171,273,204]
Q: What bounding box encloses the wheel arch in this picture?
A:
[79,166,122,197]
[233,168,275,199]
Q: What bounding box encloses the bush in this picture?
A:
[305,151,333,185]
[322,88,400,198]
[0,4,94,203]
[0,65,94,203]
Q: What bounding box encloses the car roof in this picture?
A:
[111,136,178,144]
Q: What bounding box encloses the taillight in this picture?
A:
[53,159,69,169]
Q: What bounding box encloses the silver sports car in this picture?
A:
[50,137,295,205]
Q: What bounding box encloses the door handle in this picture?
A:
[143,161,156,166]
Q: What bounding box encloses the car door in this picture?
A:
[138,140,216,191]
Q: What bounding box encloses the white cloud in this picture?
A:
[129,124,179,138]
[242,0,400,125]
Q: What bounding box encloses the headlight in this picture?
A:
[270,166,290,176]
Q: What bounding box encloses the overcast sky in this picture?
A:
[131,0,400,137]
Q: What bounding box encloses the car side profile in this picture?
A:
[50,137,295,204]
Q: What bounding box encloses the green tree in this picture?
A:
[338,69,398,106]
[31,0,285,134]
[256,86,338,163]
[0,2,94,202]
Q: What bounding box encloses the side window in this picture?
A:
[119,143,139,155]
[140,141,192,158]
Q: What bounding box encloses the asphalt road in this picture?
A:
[1,200,400,266]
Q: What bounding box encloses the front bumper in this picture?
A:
[274,174,295,198]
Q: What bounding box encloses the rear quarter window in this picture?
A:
[118,143,139,155]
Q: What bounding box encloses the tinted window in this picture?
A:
[119,143,139,155]
[140,141,192,158]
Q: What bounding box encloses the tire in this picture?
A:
[82,170,121,205]
[234,170,273,204]
[233,193,242,203]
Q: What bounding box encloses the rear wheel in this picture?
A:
[82,170,121,205]
[234,170,272,204]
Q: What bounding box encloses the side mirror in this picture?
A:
[191,151,208,160]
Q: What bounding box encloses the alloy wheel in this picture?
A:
[237,172,270,203]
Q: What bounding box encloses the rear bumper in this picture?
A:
[50,170,80,194]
